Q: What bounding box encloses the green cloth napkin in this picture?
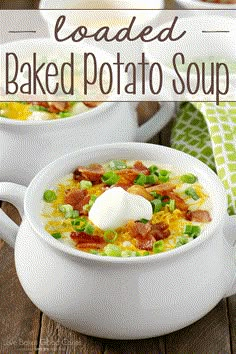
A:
[171,102,236,215]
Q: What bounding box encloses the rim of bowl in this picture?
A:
[0,101,115,126]
[39,1,165,29]
[176,0,236,9]
[39,0,165,10]
[0,37,121,126]
[144,15,236,78]
[24,142,227,264]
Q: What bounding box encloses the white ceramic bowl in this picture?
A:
[176,0,236,9]
[0,142,235,340]
[39,0,165,64]
[144,15,236,101]
[0,38,174,185]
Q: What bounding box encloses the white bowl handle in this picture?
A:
[224,215,236,298]
[0,183,26,248]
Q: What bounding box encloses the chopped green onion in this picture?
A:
[30,105,48,112]
[51,232,62,239]
[185,187,200,201]
[71,217,87,232]
[102,172,120,186]
[153,240,164,254]
[83,195,97,212]
[121,250,137,258]
[43,190,57,203]
[59,111,71,118]
[59,204,79,219]
[143,251,150,256]
[184,225,193,235]
[71,210,79,219]
[90,250,99,255]
[134,174,146,186]
[140,219,149,224]
[151,199,163,213]
[180,173,198,184]
[109,160,127,170]
[184,225,201,238]
[104,244,121,257]
[161,196,170,206]
[175,236,189,248]
[169,199,176,212]
[80,180,93,190]
[159,170,170,183]
[149,165,159,175]
[135,174,159,186]
[59,204,73,213]
[145,175,158,185]
[104,229,118,243]
[150,191,162,199]
[84,223,95,235]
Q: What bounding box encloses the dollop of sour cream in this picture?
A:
[89,187,153,230]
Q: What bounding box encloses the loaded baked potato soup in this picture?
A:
[41,160,212,257]
[0,101,100,121]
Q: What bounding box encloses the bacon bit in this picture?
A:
[73,169,84,182]
[83,101,101,108]
[146,183,176,194]
[73,164,105,183]
[128,221,151,238]
[64,189,90,215]
[186,210,212,223]
[136,237,156,251]
[116,162,149,185]
[128,221,170,251]
[133,161,150,175]
[71,232,106,249]
[150,222,170,240]
[146,185,188,212]
[31,101,49,108]
[113,183,131,190]
[48,102,71,113]
[116,169,139,185]
[167,192,189,212]
[127,185,154,201]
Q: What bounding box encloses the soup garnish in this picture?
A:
[0,101,100,121]
[41,160,212,257]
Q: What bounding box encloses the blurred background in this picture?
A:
[0,0,173,9]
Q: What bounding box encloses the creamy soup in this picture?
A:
[41,160,212,257]
[0,101,100,121]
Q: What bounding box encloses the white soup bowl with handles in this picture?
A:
[0,142,235,340]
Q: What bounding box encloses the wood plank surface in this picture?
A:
[103,337,165,354]
[38,315,104,353]
[228,297,236,354]
[0,203,41,353]
[165,299,231,354]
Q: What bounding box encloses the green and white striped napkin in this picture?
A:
[171,102,236,215]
